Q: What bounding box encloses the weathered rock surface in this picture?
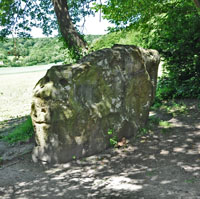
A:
[31,44,160,163]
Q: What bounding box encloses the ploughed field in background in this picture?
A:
[0,64,56,122]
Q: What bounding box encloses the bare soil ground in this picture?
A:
[0,67,200,199]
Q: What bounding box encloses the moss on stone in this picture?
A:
[31,45,160,163]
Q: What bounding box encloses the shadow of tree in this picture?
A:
[0,116,34,162]
[0,99,200,198]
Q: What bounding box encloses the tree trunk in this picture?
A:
[193,0,200,8]
[52,0,87,52]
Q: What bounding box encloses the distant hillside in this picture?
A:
[0,35,101,67]
[0,32,142,68]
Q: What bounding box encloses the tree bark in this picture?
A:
[193,0,200,8]
[52,0,87,52]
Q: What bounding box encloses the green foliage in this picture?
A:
[96,0,200,100]
[84,35,101,45]
[137,100,189,138]
[0,37,65,66]
[167,102,188,116]
[159,121,170,128]
[155,101,188,117]
[149,116,161,125]
[144,3,200,99]
[137,128,149,137]
[185,178,196,184]
[90,28,141,51]
[146,170,157,176]
[3,116,34,143]
[0,0,97,59]
[107,129,113,135]
[0,0,95,39]
[68,0,95,25]
[155,77,176,101]
[0,0,56,39]
[107,129,118,146]
[151,101,162,111]
[1,0,199,99]
[109,137,118,146]
[0,156,3,163]
[0,35,101,67]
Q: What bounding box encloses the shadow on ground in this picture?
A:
[0,116,28,135]
[0,100,200,199]
[0,116,34,162]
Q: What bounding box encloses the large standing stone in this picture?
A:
[31,44,160,163]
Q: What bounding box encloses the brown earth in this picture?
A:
[0,67,200,198]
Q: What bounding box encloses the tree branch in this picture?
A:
[193,0,200,8]
[52,0,87,55]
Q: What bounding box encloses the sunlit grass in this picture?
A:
[159,121,171,128]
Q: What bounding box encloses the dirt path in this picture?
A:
[0,100,200,199]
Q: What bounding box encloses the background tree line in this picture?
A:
[0,35,100,67]
[93,0,200,99]
[0,37,65,67]
[0,0,200,100]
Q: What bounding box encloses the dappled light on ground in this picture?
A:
[0,100,200,198]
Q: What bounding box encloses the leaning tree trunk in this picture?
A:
[194,0,200,8]
[52,0,87,53]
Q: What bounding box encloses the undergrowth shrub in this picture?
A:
[141,2,200,99]
[3,116,34,143]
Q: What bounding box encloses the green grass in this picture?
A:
[3,116,34,143]
[159,121,171,128]
[138,128,149,136]
[185,179,196,183]
[164,102,188,116]
[151,100,188,116]
[146,170,157,176]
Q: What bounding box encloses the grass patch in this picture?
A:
[164,102,188,116]
[152,101,188,116]
[3,116,34,143]
[0,120,8,125]
[152,100,188,113]
[146,170,157,176]
[136,127,154,139]
[185,179,196,184]
[159,121,171,128]
[151,102,162,111]
[136,116,161,138]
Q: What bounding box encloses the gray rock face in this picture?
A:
[31,44,160,163]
